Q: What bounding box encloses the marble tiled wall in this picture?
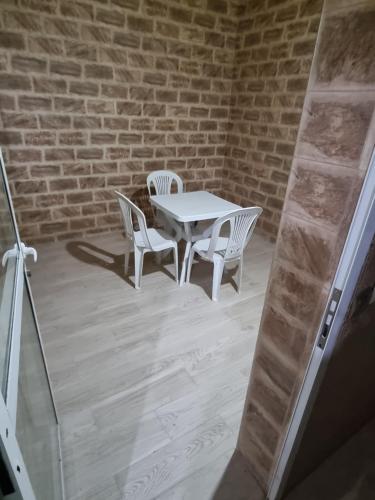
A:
[237,0,375,491]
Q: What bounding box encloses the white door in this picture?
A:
[268,149,375,500]
[0,149,64,500]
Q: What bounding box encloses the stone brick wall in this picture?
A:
[223,0,322,239]
[238,0,375,492]
[0,0,241,242]
[0,0,323,243]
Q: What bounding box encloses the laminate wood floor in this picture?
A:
[30,230,274,500]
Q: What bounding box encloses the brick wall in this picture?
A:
[0,0,321,243]
[238,0,375,492]
[0,0,241,242]
[223,0,322,239]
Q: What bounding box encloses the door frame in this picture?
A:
[23,271,66,500]
[268,148,375,500]
[0,380,36,500]
[0,149,65,499]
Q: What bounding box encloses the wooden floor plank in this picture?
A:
[114,417,236,500]
[30,230,274,499]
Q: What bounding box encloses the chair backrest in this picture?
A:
[147,170,183,196]
[207,207,263,261]
[115,191,151,249]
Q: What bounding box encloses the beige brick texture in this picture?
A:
[223,0,323,239]
[237,0,375,490]
[0,0,321,243]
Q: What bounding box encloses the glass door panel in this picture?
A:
[0,162,19,398]
[15,279,63,500]
[0,148,64,500]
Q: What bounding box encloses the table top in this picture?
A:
[150,191,241,223]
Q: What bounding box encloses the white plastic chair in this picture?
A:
[147,170,183,196]
[186,207,262,301]
[146,169,206,239]
[116,191,178,289]
[147,170,184,240]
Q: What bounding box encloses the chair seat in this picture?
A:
[116,190,179,290]
[134,228,176,251]
[187,206,262,301]
[192,236,229,260]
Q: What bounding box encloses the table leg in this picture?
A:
[201,222,213,238]
[180,222,192,286]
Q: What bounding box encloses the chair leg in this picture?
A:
[237,256,243,294]
[134,246,144,290]
[173,245,179,284]
[212,259,224,302]
[186,248,195,283]
[124,248,130,275]
[155,252,162,265]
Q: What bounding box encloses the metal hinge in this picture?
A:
[317,287,342,350]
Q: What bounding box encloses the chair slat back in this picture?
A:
[115,191,151,249]
[207,207,262,261]
[147,170,183,196]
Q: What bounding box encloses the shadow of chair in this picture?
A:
[64,185,179,288]
[65,239,176,289]
[188,258,240,300]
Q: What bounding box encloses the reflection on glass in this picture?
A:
[16,283,63,500]
[0,164,18,397]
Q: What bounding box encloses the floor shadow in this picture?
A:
[189,257,240,300]
[65,240,176,289]
[212,451,265,500]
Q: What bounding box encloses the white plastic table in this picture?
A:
[150,191,240,285]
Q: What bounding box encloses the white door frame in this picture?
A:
[0,375,36,500]
[0,148,36,499]
[268,148,375,500]
[0,149,64,499]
